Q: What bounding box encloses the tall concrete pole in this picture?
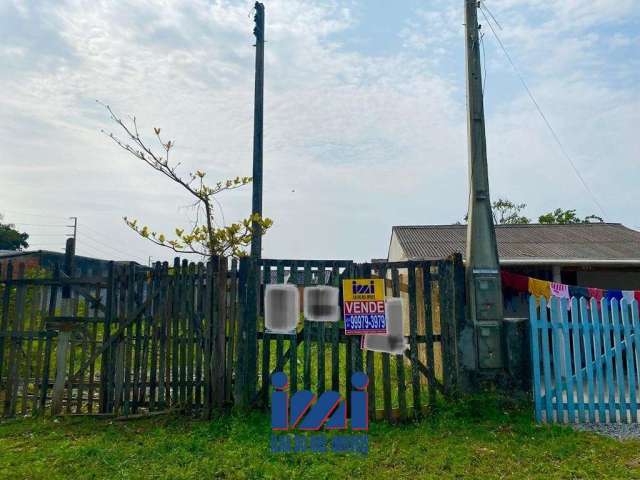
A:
[464,0,504,371]
[250,2,265,260]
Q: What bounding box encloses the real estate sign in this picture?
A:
[342,278,386,335]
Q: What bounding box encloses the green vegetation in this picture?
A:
[1,395,638,479]
[0,214,29,251]
[459,199,605,225]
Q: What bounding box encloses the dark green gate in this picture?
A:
[234,254,466,422]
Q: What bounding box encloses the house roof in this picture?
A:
[0,249,143,266]
[390,223,640,265]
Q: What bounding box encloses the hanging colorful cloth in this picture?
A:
[635,291,640,304]
[501,271,529,293]
[568,285,588,299]
[551,282,570,309]
[588,288,604,304]
[605,289,623,303]
[529,278,551,305]
[622,290,635,306]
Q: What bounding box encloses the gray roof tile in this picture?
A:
[392,223,640,262]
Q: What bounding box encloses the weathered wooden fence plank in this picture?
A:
[290,262,300,394]
[408,265,421,419]
[330,263,340,394]
[560,299,575,423]
[621,300,638,423]
[316,263,326,395]
[581,298,597,423]
[213,257,227,408]
[303,262,312,391]
[590,298,606,423]
[529,296,542,422]
[611,299,627,423]
[391,267,407,422]
[570,297,585,422]
[261,264,271,407]
[0,262,14,387]
[632,301,640,421]
[422,266,436,407]
[6,264,26,416]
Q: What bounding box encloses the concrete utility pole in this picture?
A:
[464,0,504,372]
[68,216,77,243]
[250,2,265,260]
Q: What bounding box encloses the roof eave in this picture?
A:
[500,258,640,266]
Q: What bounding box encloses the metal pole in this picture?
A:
[250,2,265,260]
[464,0,504,372]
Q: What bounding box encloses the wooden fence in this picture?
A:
[0,254,465,421]
[0,258,236,417]
[234,256,465,422]
[530,296,640,424]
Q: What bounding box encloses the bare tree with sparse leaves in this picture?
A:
[101,102,272,259]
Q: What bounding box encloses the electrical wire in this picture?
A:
[80,223,150,259]
[75,243,120,261]
[480,31,487,96]
[478,4,607,218]
[23,233,69,237]
[79,232,147,264]
[1,209,67,220]
[10,222,68,227]
[480,1,502,31]
[5,215,154,263]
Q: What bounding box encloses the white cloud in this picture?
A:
[0,0,638,262]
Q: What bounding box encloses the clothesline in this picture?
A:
[500,270,640,304]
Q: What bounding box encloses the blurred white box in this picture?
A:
[304,286,339,322]
[265,283,299,334]
[363,298,406,354]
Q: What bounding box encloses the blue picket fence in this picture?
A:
[530,296,640,424]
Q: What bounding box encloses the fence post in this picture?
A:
[203,261,213,417]
[235,257,257,408]
[439,259,457,395]
[4,263,25,416]
[100,262,116,413]
[234,258,246,407]
[51,238,75,415]
[212,256,227,409]
[0,261,13,386]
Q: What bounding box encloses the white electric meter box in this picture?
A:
[303,286,339,322]
[363,298,406,354]
[265,284,299,334]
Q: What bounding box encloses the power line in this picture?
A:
[480,31,487,96]
[478,4,608,218]
[24,233,69,237]
[481,2,502,31]
[75,243,121,261]
[24,244,65,250]
[1,210,67,220]
[80,233,146,260]
[80,224,150,259]
[10,223,68,227]
[80,232,147,263]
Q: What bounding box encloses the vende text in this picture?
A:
[343,301,385,314]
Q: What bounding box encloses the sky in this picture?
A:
[1,0,639,264]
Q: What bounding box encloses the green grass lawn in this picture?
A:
[1,395,639,480]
